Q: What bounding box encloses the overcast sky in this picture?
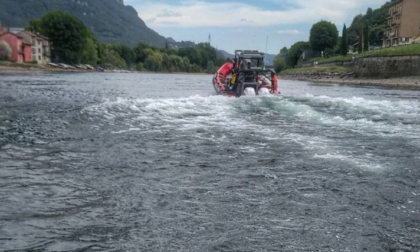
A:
[126,0,386,54]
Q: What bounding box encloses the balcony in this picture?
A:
[392,21,400,27]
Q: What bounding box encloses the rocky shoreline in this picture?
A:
[280,72,420,89]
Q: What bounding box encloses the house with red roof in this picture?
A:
[0,32,32,63]
[0,21,32,63]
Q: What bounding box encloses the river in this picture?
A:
[0,71,419,251]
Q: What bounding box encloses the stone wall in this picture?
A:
[353,55,420,78]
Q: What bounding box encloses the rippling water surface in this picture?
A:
[1,71,420,251]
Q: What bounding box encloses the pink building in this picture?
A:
[0,32,32,63]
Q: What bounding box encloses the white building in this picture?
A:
[18,31,51,65]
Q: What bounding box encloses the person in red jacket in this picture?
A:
[213,58,234,92]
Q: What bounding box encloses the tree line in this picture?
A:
[26,10,224,73]
[274,2,389,72]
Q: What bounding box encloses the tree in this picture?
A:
[40,11,88,63]
[144,52,163,71]
[274,55,286,73]
[348,14,364,47]
[109,44,135,67]
[288,41,310,68]
[309,21,339,53]
[347,3,388,49]
[358,25,363,53]
[279,47,289,57]
[25,19,42,34]
[341,24,348,56]
[81,38,98,66]
[81,29,98,65]
[134,43,152,63]
[0,41,12,60]
[363,24,369,52]
[205,61,216,74]
[101,48,127,69]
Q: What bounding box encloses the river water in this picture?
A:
[0,71,419,252]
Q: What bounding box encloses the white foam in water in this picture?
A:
[275,94,420,138]
[81,95,279,142]
[81,93,419,144]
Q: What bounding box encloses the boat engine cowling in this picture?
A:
[243,87,256,96]
[258,87,270,96]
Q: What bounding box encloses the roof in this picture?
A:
[22,30,49,41]
[0,32,33,45]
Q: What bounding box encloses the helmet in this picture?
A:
[226,57,234,63]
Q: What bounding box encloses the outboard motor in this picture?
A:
[258,87,270,96]
[243,87,256,96]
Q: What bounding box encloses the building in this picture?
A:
[18,31,51,65]
[383,0,420,47]
[0,32,32,63]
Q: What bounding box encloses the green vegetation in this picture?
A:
[0,41,12,60]
[25,10,224,72]
[279,66,352,75]
[348,5,389,48]
[40,11,88,64]
[362,44,420,57]
[311,44,420,64]
[311,55,353,64]
[310,21,339,53]
[341,24,348,56]
[1,0,167,48]
[288,41,311,68]
[25,19,42,34]
[274,47,289,73]
[273,1,420,73]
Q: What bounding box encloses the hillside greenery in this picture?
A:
[0,0,167,48]
[26,11,224,72]
[273,1,419,73]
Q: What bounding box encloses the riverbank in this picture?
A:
[281,75,420,89]
[0,61,86,72]
[279,66,420,89]
[0,61,210,75]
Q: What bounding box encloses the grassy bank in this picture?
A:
[311,43,420,64]
[279,66,353,76]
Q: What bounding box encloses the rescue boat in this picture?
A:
[213,50,279,97]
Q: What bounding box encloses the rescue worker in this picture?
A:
[213,58,234,93]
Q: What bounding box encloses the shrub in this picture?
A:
[0,40,12,60]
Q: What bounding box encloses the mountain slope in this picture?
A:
[0,0,166,47]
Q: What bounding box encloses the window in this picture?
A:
[32,48,36,54]
[38,48,41,53]
[38,56,41,61]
